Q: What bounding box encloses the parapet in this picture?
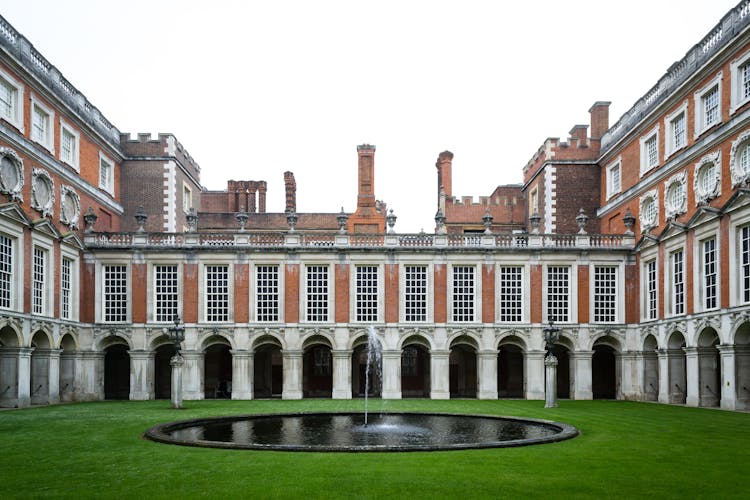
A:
[120,133,201,180]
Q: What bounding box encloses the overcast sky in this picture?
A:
[0,0,740,232]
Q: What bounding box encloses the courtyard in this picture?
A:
[0,399,747,498]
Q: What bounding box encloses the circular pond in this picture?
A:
[145,412,578,452]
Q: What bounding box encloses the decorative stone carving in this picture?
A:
[0,315,22,333]
[663,171,687,220]
[93,327,133,339]
[694,151,722,205]
[0,147,24,202]
[730,129,750,187]
[639,188,659,231]
[692,315,720,335]
[31,168,54,217]
[59,185,80,230]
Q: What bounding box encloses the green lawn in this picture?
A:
[0,399,747,499]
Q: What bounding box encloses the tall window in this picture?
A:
[646,260,657,320]
[31,103,51,148]
[356,265,378,322]
[154,265,178,322]
[205,265,229,322]
[404,265,427,322]
[61,257,72,320]
[0,75,20,127]
[702,86,719,129]
[499,266,523,322]
[452,265,475,322]
[99,154,114,194]
[669,112,686,152]
[671,250,685,316]
[607,161,621,199]
[60,123,79,170]
[306,265,329,322]
[742,226,750,304]
[742,62,750,102]
[593,266,617,323]
[103,265,128,322]
[703,238,717,310]
[547,266,569,322]
[0,234,12,310]
[32,247,47,315]
[256,265,279,322]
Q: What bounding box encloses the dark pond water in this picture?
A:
[146,412,578,452]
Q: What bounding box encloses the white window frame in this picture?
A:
[0,220,23,312]
[351,263,383,323]
[400,262,433,323]
[694,72,722,137]
[0,67,24,132]
[641,256,658,322]
[60,246,79,321]
[148,262,181,323]
[664,101,688,158]
[302,263,333,323]
[448,263,481,323]
[59,118,80,171]
[182,182,192,213]
[31,234,54,318]
[590,263,623,324]
[30,95,54,153]
[529,187,539,216]
[543,262,577,324]
[200,261,233,323]
[97,261,131,324]
[497,263,528,323]
[253,263,283,323]
[663,171,687,220]
[730,49,750,114]
[669,249,685,317]
[606,156,622,200]
[639,124,660,176]
[728,207,750,307]
[98,152,115,195]
[692,221,720,314]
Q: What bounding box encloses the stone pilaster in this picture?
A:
[332,350,352,399]
[282,350,303,399]
[381,350,402,399]
[129,350,153,400]
[231,349,253,399]
[684,347,700,407]
[181,350,203,400]
[525,350,545,400]
[570,350,593,400]
[430,350,450,399]
[477,350,498,399]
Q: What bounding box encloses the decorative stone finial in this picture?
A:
[337,207,348,234]
[134,205,148,233]
[286,210,298,232]
[185,208,198,233]
[529,211,541,234]
[235,209,249,232]
[622,207,636,236]
[434,209,446,234]
[386,209,397,234]
[576,208,588,234]
[482,208,493,235]
[83,207,98,233]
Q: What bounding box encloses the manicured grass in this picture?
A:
[1,399,748,499]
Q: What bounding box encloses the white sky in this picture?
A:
[0,0,740,232]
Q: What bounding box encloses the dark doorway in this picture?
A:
[303,345,332,398]
[104,344,130,400]
[154,344,173,399]
[592,345,616,399]
[550,345,570,399]
[401,344,430,398]
[254,344,283,398]
[498,345,524,398]
[204,344,232,399]
[352,344,382,397]
[449,344,477,398]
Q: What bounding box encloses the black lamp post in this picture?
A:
[542,322,561,408]
[167,315,185,354]
[167,315,185,409]
[542,322,560,358]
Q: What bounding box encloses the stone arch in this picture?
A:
[401,335,431,398]
[30,330,52,405]
[202,335,232,399]
[301,332,334,350]
[253,334,284,399]
[59,333,77,402]
[447,332,480,350]
[302,335,332,398]
[642,334,659,401]
[449,335,477,398]
[103,341,130,400]
[0,325,21,347]
[498,336,526,398]
[351,336,382,399]
[30,329,52,349]
[555,333,575,351]
[96,333,133,351]
[666,331,687,404]
[697,326,721,407]
[592,337,620,399]
[59,332,78,351]
[252,333,286,351]
[588,333,622,352]
[198,331,234,351]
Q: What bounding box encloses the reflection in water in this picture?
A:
[168,413,568,450]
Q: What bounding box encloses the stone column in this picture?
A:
[59,351,76,402]
[282,350,303,399]
[525,350,545,400]
[30,347,50,405]
[697,346,720,407]
[47,349,61,404]
[657,349,670,404]
[381,350,402,399]
[684,347,700,407]
[718,345,736,410]
[570,350,593,400]
[332,350,352,399]
[78,351,104,401]
[17,347,33,408]
[477,350,498,399]
[231,350,253,400]
[181,350,203,400]
[170,354,184,409]
[735,345,750,410]
[430,350,450,399]
[619,351,639,400]
[544,355,558,408]
[129,350,152,400]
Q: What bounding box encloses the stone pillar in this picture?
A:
[477,350,498,399]
[231,350,253,400]
[619,351,639,400]
[332,350,352,399]
[47,349,61,404]
[170,354,184,409]
[657,349,670,404]
[181,350,203,400]
[570,351,593,400]
[78,351,104,401]
[735,345,750,410]
[282,350,303,399]
[697,346,720,407]
[544,355,558,408]
[30,348,50,405]
[430,350,450,399]
[718,345,736,410]
[525,350,545,400]
[17,347,33,408]
[684,347,700,407]
[0,348,20,407]
[129,350,152,400]
[381,350,402,399]
[59,351,77,402]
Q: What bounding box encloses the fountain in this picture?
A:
[363,326,382,426]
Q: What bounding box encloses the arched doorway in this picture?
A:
[550,344,571,399]
[697,328,721,407]
[642,334,659,401]
[303,338,332,398]
[352,336,382,398]
[254,340,283,398]
[104,343,130,400]
[592,344,617,399]
[667,332,687,404]
[153,343,174,400]
[204,342,232,399]
[59,334,77,402]
[735,323,750,410]
[401,337,430,398]
[498,340,525,398]
[30,331,52,405]
[0,326,21,407]
[449,338,477,398]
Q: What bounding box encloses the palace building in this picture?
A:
[1,2,750,410]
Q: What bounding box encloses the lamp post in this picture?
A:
[543,322,561,408]
[167,315,185,409]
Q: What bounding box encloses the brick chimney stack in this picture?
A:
[436,150,454,199]
[284,171,296,213]
[258,181,267,213]
[589,101,611,140]
[356,144,376,210]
